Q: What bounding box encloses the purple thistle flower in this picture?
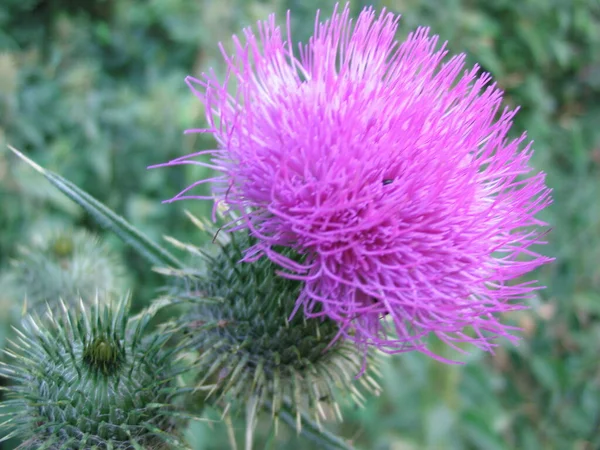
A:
[154,3,552,363]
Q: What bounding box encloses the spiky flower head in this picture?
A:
[0,296,187,449]
[2,228,127,312]
[155,3,552,362]
[163,219,379,431]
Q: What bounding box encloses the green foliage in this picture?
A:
[0,296,187,449]
[1,0,599,448]
[0,0,213,305]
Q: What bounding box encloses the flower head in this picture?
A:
[156,3,552,362]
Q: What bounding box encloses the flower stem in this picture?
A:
[272,401,357,450]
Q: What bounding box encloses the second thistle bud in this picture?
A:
[0,296,187,449]
[1,228,127,312]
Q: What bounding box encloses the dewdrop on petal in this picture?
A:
[162,218,380,433]
[0,296,188,449]
[155,2,553,363]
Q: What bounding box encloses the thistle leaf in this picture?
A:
[7,145,183,270]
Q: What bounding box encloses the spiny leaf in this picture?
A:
[7,145,183,270]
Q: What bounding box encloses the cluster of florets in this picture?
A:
[155,2,552,362]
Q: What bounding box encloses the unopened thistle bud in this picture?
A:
[0,296,187,449]
[164,220,380,433]
[2,228,127,312]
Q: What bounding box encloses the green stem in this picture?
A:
[270,401,357,450]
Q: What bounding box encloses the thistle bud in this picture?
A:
[164,222,380,433]
[1,228,127,312]
[0,296,187,449]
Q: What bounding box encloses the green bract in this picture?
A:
[163,220,380,434]
[0,296,187,449]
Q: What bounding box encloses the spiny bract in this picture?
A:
[164,224,380,430]
[0,296,187,450]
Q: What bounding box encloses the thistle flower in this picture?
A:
[162,220,379,433]
[1,228,127,312]
[0,296,187,449]
[155,4,552,362]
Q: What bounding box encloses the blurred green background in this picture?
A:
[1,0,599,449]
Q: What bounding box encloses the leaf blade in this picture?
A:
[8,145,183,270]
